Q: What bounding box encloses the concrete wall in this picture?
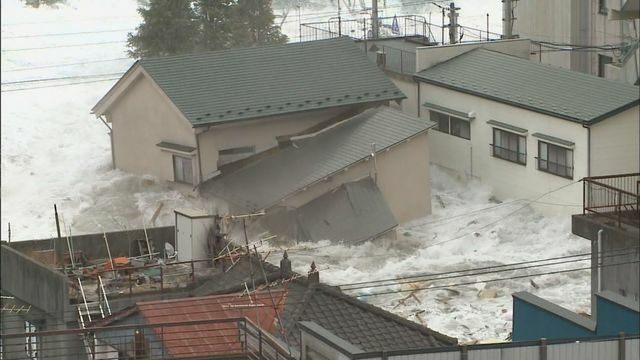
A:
[419,81,587,215]
[572,214,640,302]
[107,70,197,185]
[415,39,531,72]
[280,131,432,224]
[0,245,70,318]
[512,0,640,83]
[590,106,640,176]
[197,105,360,181]
[6,226,175,262]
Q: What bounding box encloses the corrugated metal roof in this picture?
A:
[139,37,405,127]
[135,290,287,358]
[201,106,434,211]
[415,48,640,124]
[295,177,397,243]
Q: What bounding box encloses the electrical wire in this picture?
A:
[1,72,125,85]
[1,57,132,73]
[1,40,127,52]
[1,28,134,39]
[0,77,120,92]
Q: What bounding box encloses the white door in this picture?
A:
[176,213,192,262]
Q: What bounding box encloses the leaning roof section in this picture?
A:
[139,37,405,127]
[201,106,434,211]
[415,48,640,124]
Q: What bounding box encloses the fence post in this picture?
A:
[460,344,468,360]
[617,191,622,227]
[160,266,164,296]
[583,179,586,215]
[129,272,132,298]
[539,338,547,360]
[191,261,196,287]
[618,332,625,360]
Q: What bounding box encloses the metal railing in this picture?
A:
[536,158,574,179]
[583,173,640,228]
[300,15,437,43]
[490,144,526,165]
[0,317,295,359]
[362,44,416,74]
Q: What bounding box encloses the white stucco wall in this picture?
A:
[415,38,532,72]
[387,74,418,117]
[280,131,432,224]
[419,82,589,215]
[107,72,197,185]
[196,105,366,181]
[590,106,640,175]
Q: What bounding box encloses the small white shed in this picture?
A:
[174,208,217,262]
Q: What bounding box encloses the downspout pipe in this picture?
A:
[583,124,591,177]
[194,129,205,191]
[592,228,604,320]
[98,115,115,170]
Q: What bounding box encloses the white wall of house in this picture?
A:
[196,105,360,182]
[512,0,640,83]
[107,72,197,188]
[419,81,590,215]
[387,74,418,117]
[415,38,532,72]
[280,131,432,224]
[590,106,640,175]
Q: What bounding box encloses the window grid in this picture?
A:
[173,155,193,185]
[491,128,527,165]
[430,110,470,140]
[536,141,574,179]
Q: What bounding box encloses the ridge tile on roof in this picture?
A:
[139,37,405,127]
[415,48,639,124]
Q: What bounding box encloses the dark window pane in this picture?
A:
[450,117,470,140]
[430,111,449,133]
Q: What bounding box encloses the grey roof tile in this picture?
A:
[140,38,405,127]
[201,106,434,211]
[415,48,639,124]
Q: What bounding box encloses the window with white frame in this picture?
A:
[25,321,37,360]
[492,128,526,165]
[537,141,574,179]
[173,155,193,184]
[430,110,470,140]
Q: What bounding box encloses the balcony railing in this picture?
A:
[490,144,526,165]
[536,158,574,179]
[583,173,640,228]
[300,15,437,43]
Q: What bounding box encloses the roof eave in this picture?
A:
[585,100,640,126]
[91,60,140,116]
[190,95,406,128]
[415,77,595,125]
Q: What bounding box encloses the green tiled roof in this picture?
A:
[139,37,405,127]
[415,48,639,124]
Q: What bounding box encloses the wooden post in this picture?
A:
[539,338,547,360]
[160,266,164,295]
[129,272,132,298]
[460,344,468,360]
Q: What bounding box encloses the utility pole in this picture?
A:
[502,0,515,39]
[448,2,460,44]
[338,0,342,36]
[372,0,379,39]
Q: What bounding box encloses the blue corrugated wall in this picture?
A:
[596,296,640,336]
[512,297,593,341]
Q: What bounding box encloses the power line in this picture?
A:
[1,72,124,85]
[1,57,132,73]
[0,77,120,92]
[353,258,640,298]
[1,28,134,39]
[2,40,127,52]
[339,247,638,291]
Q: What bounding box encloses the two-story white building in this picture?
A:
[414,48,639,214]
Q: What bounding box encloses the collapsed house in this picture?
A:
[201,106,436,244]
